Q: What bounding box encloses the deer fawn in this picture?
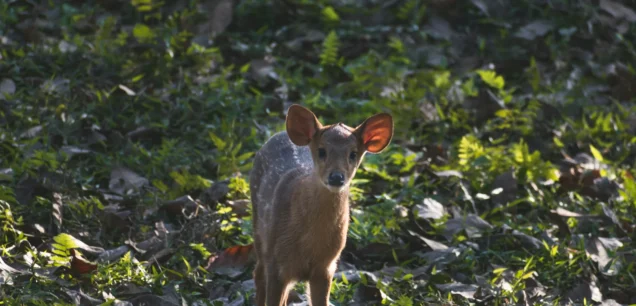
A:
[249,104,393,306]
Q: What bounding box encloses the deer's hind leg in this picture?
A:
[253,259,266,306]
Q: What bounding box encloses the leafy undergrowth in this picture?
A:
[2,0,636,305]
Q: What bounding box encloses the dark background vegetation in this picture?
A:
[2,0,636,305]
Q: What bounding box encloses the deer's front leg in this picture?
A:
[308,269,333,306]
[266,269,290,306]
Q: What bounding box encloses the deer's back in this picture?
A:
[249,131,312,215]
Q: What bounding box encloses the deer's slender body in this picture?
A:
[249,105,393,306]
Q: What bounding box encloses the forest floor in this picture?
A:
[2,0,636,305]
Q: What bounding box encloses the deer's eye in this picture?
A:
[318,148,326,159]
[349,151,357,161]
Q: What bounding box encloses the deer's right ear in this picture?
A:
[356,113,393,153]
[286,104,322,146]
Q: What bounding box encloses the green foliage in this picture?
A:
[491,100,541,135]
[320,30,341,67]
[396,0,426,24]
[189,243,212,258]
[458,135,485,167]
[92,252,152,290]
[133,24,156,42]
[2,0,636,304]
[322,6,340,25]
[394,295,414,306]
[476,69,514,104]
[209,131,255,179]
[477,69,505,90]
[228,176,250,199]
[457,135,558,188]
[0,197,24,246]
[619,171,636,207]
[512,140,559,182]
[527,56,542,92]
[50,233,92,265]
[390,151,418,173]
[348,196,401,247]
[169,169,212,197]
[131,0,158,12]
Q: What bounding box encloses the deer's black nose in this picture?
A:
[328,172,345,186]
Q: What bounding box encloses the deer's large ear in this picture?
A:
[356,113,393,153]
[286,104,322,146]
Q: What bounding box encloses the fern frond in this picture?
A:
[322,6,340,24]
[397,0,417,21]
[388,36,405,54]
[477,69,505,90]
[320,31,340,67]
[458,135,484,166]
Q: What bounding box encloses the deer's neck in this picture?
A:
[299,172,350,214]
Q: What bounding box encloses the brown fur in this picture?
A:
[249,104,393,306]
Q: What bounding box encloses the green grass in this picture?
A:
[1,0,636,305]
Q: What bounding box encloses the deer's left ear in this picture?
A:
[355,113,393,153]
[286,104,323,146]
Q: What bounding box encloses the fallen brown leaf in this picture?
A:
[97,245,131,263]
[0,79,16,99]
[160,195,206,217]
[69,249,98,274]
[109,167,149,195]
[514,20,553,40]
[206,244,254,270]
[199,180,230,206]
[408,230,449,251]
[226,199,251,218]
[51,192,63,235]
[600,0,636,23]
[443,214,493,240]
[565,279,603,303]
[436,282,479,300]
[412,198,445,220]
